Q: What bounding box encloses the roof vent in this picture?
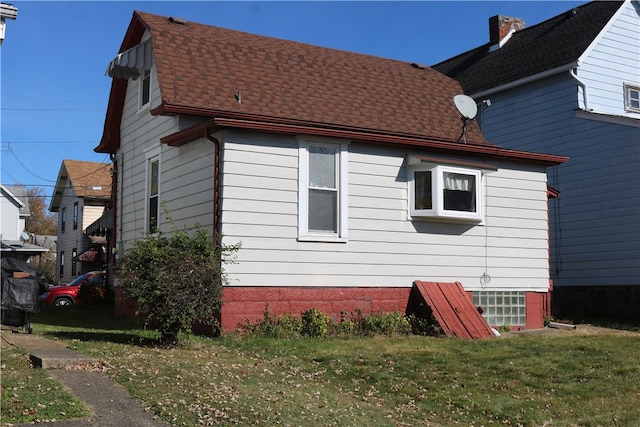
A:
[168,16,186,25]
[565,9,578,18]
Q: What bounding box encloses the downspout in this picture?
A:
[205,132,221,236]
[108,153,118,289]
[570,68,590,111]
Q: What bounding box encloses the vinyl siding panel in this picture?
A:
[220,132,552,292]
[116,51,208,247]
[478,66,640,287]
[579,1,640,117]
[81,205,105,232]
[0,190,20,240]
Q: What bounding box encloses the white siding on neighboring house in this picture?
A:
[578,0,640,118]
[56,185,80,282]
[82,205,106,232]
[0,188,21,240]
[220,130,552,292]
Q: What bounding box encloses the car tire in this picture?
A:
[53,297,73,307]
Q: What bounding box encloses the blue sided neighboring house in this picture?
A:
[433,0,640,320]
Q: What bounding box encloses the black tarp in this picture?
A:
[1,257,47,313]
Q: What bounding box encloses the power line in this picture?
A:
[2,140,101,145]
[1,107,104,111]
[6,146,57,182]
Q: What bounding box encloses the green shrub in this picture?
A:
[300,308,330,337]
[240,306,302,339]
[76,277,114,307]
[116,226,239,345]
[357,311,412,336]
[408,313,445,337]
[242,308,427,339]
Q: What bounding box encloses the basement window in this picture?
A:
[624,83,640,113]
[473,291,526,327]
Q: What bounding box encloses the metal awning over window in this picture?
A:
[106,40,152,80]
[86,210,111,238]
[75,246,106,263]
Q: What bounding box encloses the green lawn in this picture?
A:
[3,307,640,426]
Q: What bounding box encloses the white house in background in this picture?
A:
[49,160,112,283]
[96,11,567,331]
[433,0,640,320]
[0,184,49,260]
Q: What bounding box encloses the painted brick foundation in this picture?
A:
[526,292,549,329]
[220,286,412,331]
[114,286,550,332]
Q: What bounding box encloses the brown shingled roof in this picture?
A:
[49,160,111,212]
[98,10,491,152]
[97,10,569,167]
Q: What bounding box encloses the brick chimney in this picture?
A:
[489,15,526,46]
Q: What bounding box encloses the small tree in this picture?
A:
[117,226,239,345]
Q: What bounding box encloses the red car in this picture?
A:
[39,272,106,307]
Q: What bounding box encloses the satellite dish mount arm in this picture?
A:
[457,117,469,144]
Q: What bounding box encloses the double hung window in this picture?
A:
[61,207,66,233]
[408,157,488,222]
[298,138,348,241]
[139,68,151,109]
[73,202,79,230]
[624,83,640,113]
[145,146,161,234]
[71,248,77,276]
[59,251,64,278]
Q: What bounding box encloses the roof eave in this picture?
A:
[158,108,567,167]
[213,117,568,166]
[469,62,578,99]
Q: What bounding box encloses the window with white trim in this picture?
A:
[624,83,640,113]
[59,251,64,278]
[73,202,78,230]
[298,138,348,241]
[139,68,151,109]
[408,159,485,222]
[61,207,66,233]
[145,148,160,233]
[473,291,526,326]
[71,248,77,276]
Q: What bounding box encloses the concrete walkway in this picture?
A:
[1,327,169,426]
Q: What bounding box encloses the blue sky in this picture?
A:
[1,1,584,205]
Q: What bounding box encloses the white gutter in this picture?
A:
[570,67,590,111]
[470,62,578,99]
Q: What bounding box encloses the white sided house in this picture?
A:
[97,11,567,331]
[49,160,112,283]
[434,0,640,320]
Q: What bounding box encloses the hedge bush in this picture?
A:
[117,226,239,345]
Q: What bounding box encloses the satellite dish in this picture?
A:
[453,95,478,143]
[20,231,30,243]
[453,94,478,120]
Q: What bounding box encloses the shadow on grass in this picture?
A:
[40,330,159,347]
[33,305,142,331]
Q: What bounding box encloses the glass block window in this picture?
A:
[473,291,526,326]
